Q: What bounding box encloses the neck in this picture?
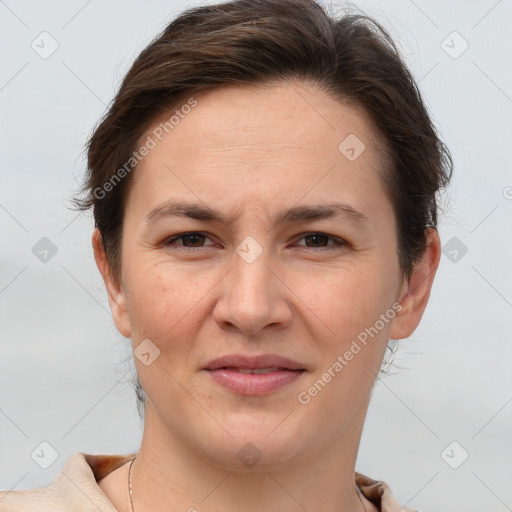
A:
[129,397,374,512]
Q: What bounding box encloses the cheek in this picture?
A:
[124,262,200,343]
[125,253,395,337]
[294,262,394,342]
[296,268,394,421]
[125,266,206,399]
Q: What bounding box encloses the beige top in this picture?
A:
[0,452,418,511]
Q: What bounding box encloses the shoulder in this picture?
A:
[0,486,68,512]
[0,451,135,512]
[356,471,421,512]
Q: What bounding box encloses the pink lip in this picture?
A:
[206,368,305,395]
[203,354,306,396]
[204,354,305,371]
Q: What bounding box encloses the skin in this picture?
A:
[93,80,441,512]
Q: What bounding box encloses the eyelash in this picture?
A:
[163,232,347,252]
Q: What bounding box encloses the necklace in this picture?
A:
[128,456,136,512]
[128,456,367,512]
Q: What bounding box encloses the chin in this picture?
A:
[191,413,310,471]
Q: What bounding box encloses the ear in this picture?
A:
[390,227,441,340]
[92,228,132,338]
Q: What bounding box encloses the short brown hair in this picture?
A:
[74,0,452,285]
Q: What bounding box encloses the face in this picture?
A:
[95,80,438,470]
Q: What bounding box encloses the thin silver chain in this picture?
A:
[128,455,368,512]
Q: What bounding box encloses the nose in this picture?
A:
[212,247,293,336]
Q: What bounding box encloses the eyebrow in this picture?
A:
[145,200,370,227]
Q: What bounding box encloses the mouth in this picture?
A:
[204,353,306,371]
[205,367,305,395]
[219,367,296,374]
[203,354,306,395]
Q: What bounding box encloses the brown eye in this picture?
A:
[295,232,346,249]
[165,232,216,249]
[304,233,329,247]
[179,233,206,247]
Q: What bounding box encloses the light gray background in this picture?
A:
[1,1,511,511]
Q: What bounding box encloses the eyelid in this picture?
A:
[293,232,346,248]
[164,231,347,250]
[164,231,218,248]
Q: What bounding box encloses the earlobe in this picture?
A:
[390,228,441,340]
[92,228,132,338]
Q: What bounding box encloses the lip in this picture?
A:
[203,354,306,396]
[204,354,306,371]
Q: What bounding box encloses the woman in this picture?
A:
[0,0,452,510]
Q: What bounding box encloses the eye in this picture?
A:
[293,232,347,250]
[164,232,217,250]
[163,231,347,251]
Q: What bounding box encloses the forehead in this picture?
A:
[127,80,393,225]
[142,80,384,157]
